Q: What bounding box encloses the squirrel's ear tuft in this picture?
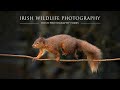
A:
[39,33,46,39]
[39,33,43,37]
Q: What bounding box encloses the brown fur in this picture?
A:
[32,34,102,73]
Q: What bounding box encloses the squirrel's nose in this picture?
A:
[32,45,35,48]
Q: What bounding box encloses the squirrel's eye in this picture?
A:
[36,43,39,44]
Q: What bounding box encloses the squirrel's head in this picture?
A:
[32,37,45,49]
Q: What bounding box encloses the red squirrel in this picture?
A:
[32,34,102,73]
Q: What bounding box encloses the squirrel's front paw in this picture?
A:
[56,57,60,62]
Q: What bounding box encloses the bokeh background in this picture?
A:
[0,11,120,79]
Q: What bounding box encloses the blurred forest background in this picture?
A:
[0,11,120,79]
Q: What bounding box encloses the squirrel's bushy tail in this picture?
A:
[77,40,102,73]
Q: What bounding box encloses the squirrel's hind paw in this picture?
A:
[32,57,38,62]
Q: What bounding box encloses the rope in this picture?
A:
[0,54,120,62]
